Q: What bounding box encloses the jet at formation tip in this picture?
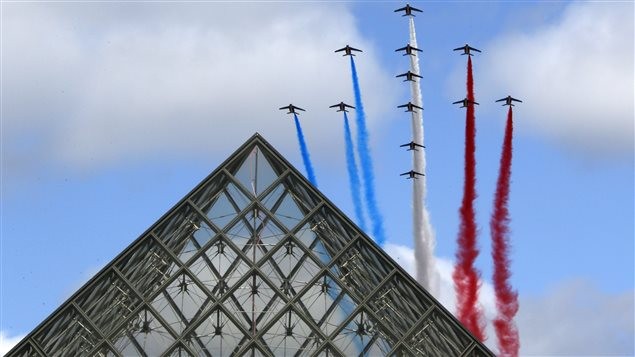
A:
[394,4,423,17]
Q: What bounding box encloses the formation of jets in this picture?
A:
[400,170,425,179]
[335,45,362,57]
[452,98,479,108]
[394,4,422,17]
[398,102,423,113]
[496,96,523,106]
[395,44,422,56]
[396,71,422,82]
[453,44,481,56]
[279,104,305,115]
[280,6,522,182]
[400,141,425,151]
[329,102,355,112]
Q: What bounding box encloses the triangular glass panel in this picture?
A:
[201,191,241,231]
[230,146,278,197]
[165,344,195,357]
[34,306,101,356]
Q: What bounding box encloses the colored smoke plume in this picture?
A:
[491,106,520,356]
[452,56,486,341]
[293,113,317,186]
[343,112,367,232]
[408,16,438,295]
[350,56,386,246]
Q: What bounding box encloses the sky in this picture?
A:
[1,1,633,355]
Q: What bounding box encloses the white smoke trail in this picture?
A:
[408,16,439,296]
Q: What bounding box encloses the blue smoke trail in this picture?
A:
[349,57,386,246]
[293,113,318,186]
[343,112,367,232]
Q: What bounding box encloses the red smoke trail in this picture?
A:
[491,106,519,357]
[452,56,486,341]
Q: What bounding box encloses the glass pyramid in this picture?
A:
[7,134,493,357]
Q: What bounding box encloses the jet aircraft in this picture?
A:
[395,44,422,56]
[453,44,481,56]
[401,170,425,179]
[398,102,423,113]
[400,141,425,151]
[335,45,362,57]
[394,4,423,17]
[329,102,355,112]
[452,98,479,108]
[496,96,523,106]
[279,104,305,115]
[396,71,422,82]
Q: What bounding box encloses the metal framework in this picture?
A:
[8,133,494,357]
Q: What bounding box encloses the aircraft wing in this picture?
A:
[279,106,290,110]
[453,46,464,51]
[328,104,339,108]
[394,6,407,12]
[395,46,407,52]
[344,103,355,108]
[471,47,482,53]
[349,47,361,52]
[495,98,506,102]
[399,143,409,147]
[334,48,345,53]
[296,106,306,111]
[397,104,408,108]
[413,104,423,110]
[452,99,463,104]
[512,98,523,102]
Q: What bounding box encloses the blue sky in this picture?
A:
[1,1,633,355]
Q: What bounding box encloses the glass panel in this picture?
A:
[224,273,284,331]
[151,272,213,335]
[261,308,321,356]
[332,310,396,356]
[189,239,249,296]
[272,193,305,230]
[188,308,247,356]
[295,274,357,337]
[111,308,175,356]
[166,345,194,357]
[201,192,241,230]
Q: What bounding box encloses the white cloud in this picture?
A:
[385,243,635,356]
[2,3,399,170]
[461,2,634,157]
[0,331,25,356]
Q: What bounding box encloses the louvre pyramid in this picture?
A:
[8,134,493,357]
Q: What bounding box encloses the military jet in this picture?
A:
[400,141,425,151]
[496,96,523,106]
[395,44,422,56]
[335,45,362,57]
[396,71,422,82]
[452,98,479,108]
[401,170,425,179]
[394,4,423,17]
[398,102,423,113]
[279,104,305,115]
[453,44,481,56]
[329,102,355,112]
